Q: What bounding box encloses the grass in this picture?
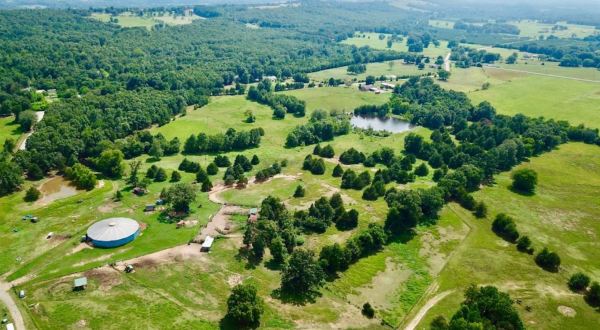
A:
[412,143,600,329]
[429,19,455,29]
[0,116,22,148]
[341,32,451,59]
[509,20,599,39]
[90,12,201,30]
[309,60,437,82]
[469,74,600,128]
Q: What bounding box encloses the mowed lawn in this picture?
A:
[413,143,600,330]
[509,20,599,39]
[309,60,437,82]
[469,74,600,128]
[0,116,22,147]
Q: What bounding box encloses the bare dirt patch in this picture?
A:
[84,268,122,291]
[227,274,243,287]
[557,305,576,317]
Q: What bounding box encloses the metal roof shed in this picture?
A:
[201,235,214,252]
[74,277,88,290]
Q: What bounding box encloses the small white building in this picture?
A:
[381,82,396,89]
[6,323,15,330]
[201,235,214,252]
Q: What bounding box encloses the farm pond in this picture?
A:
[350,115,413,133]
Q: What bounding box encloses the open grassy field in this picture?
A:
[9,87,467,329]
[469,74,600,128]
[494,61,600,81]
[0,116,21,148]
[509,20,599,39]
[309,60,437,82]
[341,32,451,59]
[429,19,455,29]
[412,142,600,329]
[90,12,201,30]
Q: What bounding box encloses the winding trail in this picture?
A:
[0,280,25,330]
[443,52,451,72]
[404,290,453,330]
[18,111,45,151]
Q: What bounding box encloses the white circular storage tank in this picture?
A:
[87,217,140,248]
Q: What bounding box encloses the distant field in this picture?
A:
[341,32,451,58]
[90,12,201,30]
[469,74,600,128]
[495,61,600,81]
[428,19,455,29]
[414,143,600,329]
[0,116,22,148]
[509,19,599,39]
[309,60,437,82]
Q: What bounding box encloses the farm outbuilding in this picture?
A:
[201,235,214,252]
[87,217,140,248]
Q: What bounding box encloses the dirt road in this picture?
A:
[483,65,600,83]
[18,111,45,151]
[443,52,451,72]
[404,290,453,330]
[0,280,25,330]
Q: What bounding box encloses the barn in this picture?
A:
[87,217,140,248]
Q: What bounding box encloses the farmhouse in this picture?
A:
[87,218,140,248]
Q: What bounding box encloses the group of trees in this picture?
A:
[431,285,524,330]
[450,46,501,68]
[247,80,306,119]
[294,193,359,233]
[183,128,263,155]
[302,155,326,175]
[285,110,351,147]
[454,21,521,35]
[312,144,335,158]
[116,132,180,160]
[319,223,387,274]
[568,272,600,307]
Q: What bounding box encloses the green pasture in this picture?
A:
[509,20,599,39]
[341,32,450,58]
[469,74,600,128]
[90,12,200,30]
[0,116,21,148]
[429,19,455,29]
[309,60,437,82]
[413,143,600,329]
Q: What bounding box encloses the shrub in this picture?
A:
[568,272,590,292]
[414,163,429,176]
[362,303,375,319]
[339,148,365,165]
[516,236,534,254]
[24,186,41,202]
[511,168,537,194]
[170,170,181,182]
[586,282,600,307]
[294,185,305,198]
[535,247,561,272]
[65,163,97,190]
[154,168,167,182]
[206,162,219,175]
[473,201,487,218]
[332,164,344,177]
[491,213,519,243]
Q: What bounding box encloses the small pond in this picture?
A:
[37,176,80,205]
[351,115,413,133]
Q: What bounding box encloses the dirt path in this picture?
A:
[194,205,245,242]
[18,111,45,151]
[482,65,600,83]
[0,280,25,330]
[443,52,451,72]
[404,290,453,330]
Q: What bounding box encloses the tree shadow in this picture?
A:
[219,315,259,330]
[264,259,284,271]
[271,288,320,306]
[509,185,535,196]
[387,230,416,244]
[145,157,161,164]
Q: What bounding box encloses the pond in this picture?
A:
[37,176,80,205]
[350,115,413,133]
